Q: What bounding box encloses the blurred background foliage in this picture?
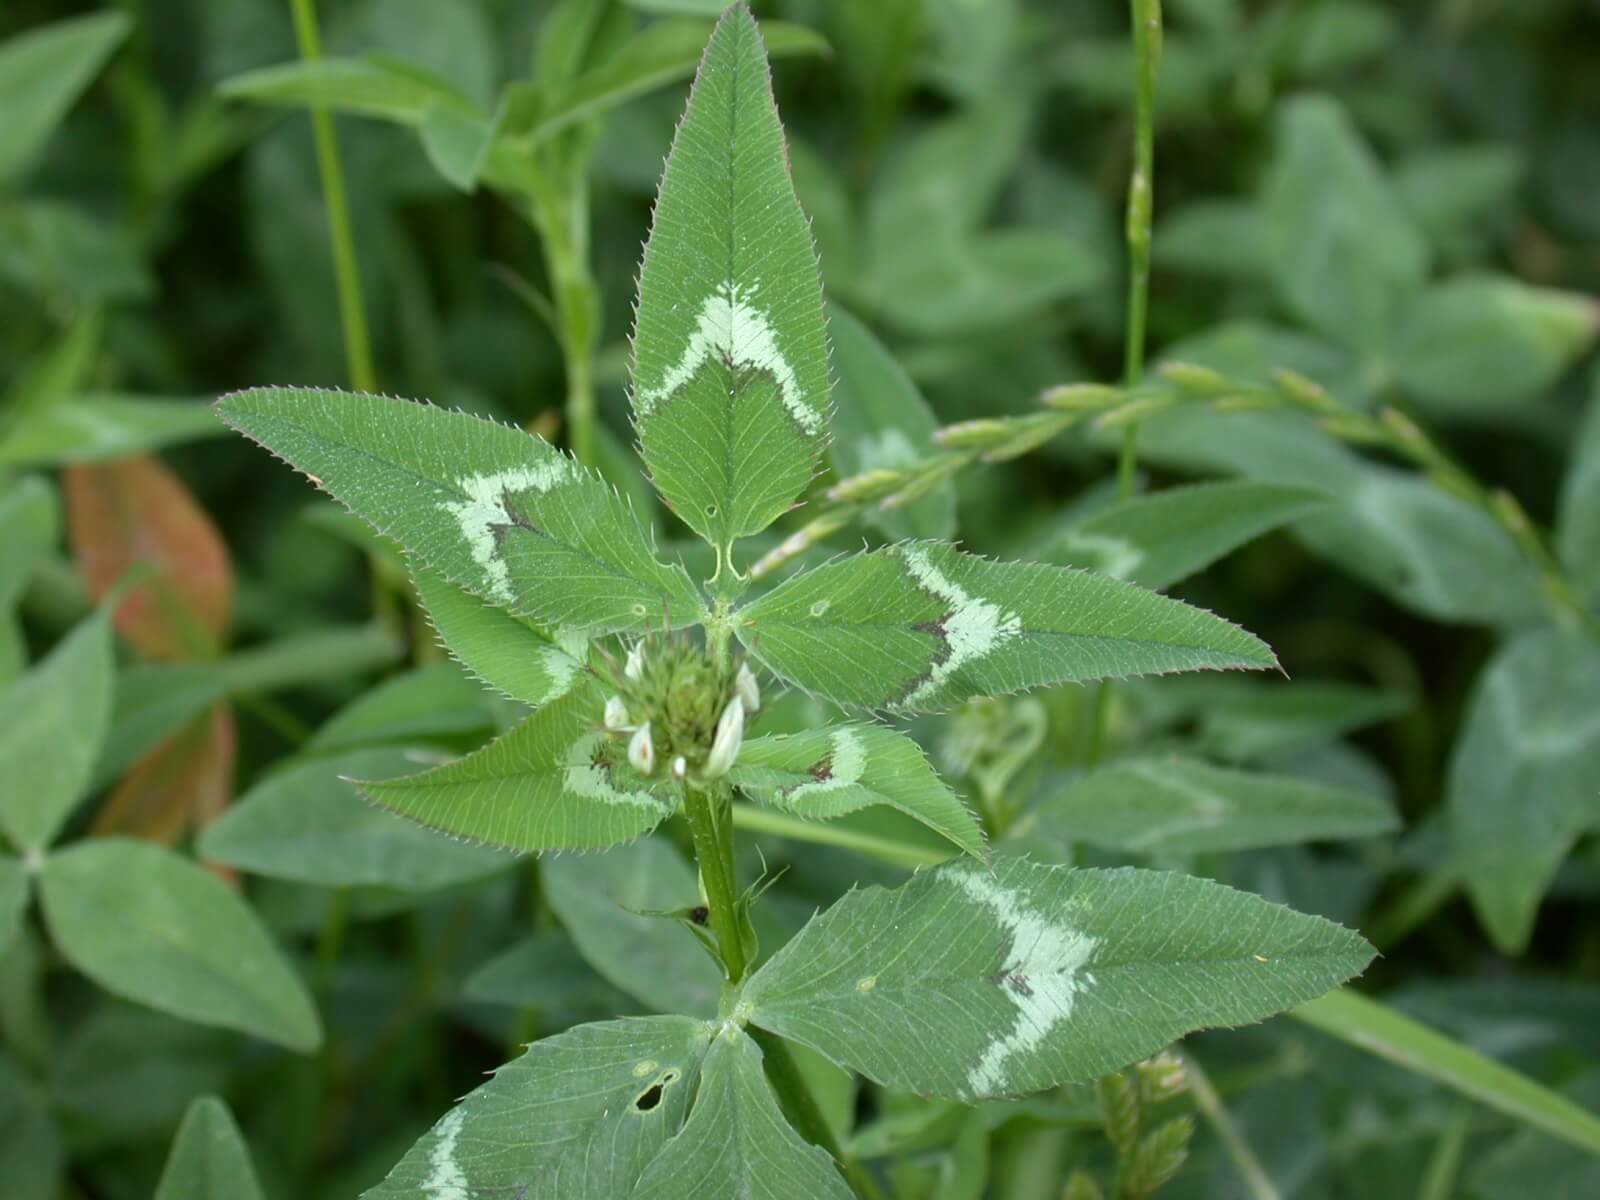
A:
[2,1,1599,1197]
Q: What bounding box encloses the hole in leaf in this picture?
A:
[634,1069,680,1113]
[705,504,718,517]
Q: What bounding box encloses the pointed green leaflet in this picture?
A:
[740,856,1373,1100]
[732,723,985,859]
[362,1017,712,1200]
[216,388,704,634]
[631,1027,854,1199]
[359,681,676,853]
[630,6,830,553]
[738,541,1275,711]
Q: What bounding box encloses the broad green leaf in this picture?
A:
[359,682,675,853]
[732,724,985,859]
[827,302,954,541]
[741,857,1373,1099]
[0,475,58,611]
[306,663,495,753]
[412,561,586,707]
[94,664,227,788]
[632,1027,854,1200]
[1138,675,1410,763]
[418,98,503,190]
[0,1055,62,1200]
[49,1002,231,1140]
[0,397,226,466]
[1560,372,1600,599]
[0,614,113,852]
[217,387,703,634]
[0,856,26,959]
[218,55,477,124]
[362,1016,711,1200]
[1263,95,1427,355]
[1258,0,1393,75]
[1391,275,1598,416]
[1039,481,1327,591]
[522,17,829,145]
[1155,200,1266,280]
[1128,401,1548,625]
[1394,145,1523,252]
[544,837,721,1016]
[629,0,734,15]
[0,11,131,184]
[872,228,1103,338]
[38,839,321,1052]
[0,202,151,307]
[462,931,636,1018]
[1021,757,1398,855]
[154,1096,264,1200]
[630,6,830,551]
[198,748,512,892]
[737,542,1275,712]
[1445,628,1600,955]
[1292,989,1600,1157]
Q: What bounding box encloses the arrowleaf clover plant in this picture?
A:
[216,9,1373,1197]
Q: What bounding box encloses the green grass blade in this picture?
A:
[1291,988,1600,1157]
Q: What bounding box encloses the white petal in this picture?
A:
[704,696,745,778]
[628,722,655,774]
[735,663,761,712]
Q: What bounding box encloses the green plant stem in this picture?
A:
[1093,0,1164,768]
[682,782,748,986]
[1180,1050,1280,1200]
[750,1027,887,1200]
[288,0,377,393]
[528,175,601,466]
[1418,1102,1473,1200]
[1116,0,1162,498]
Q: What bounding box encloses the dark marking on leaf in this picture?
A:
[690,905,709,926]
[1005,973,1034,998]
[634,1083,664,1111]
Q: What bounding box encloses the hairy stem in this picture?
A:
[287,0,377,393]
[682,782,748,986]
[529,176,601,467]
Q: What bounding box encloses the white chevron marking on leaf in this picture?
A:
[564,734,668,811]
[442,462,577,603]
[637,282,819,433]
[781,726,866,803]
[949,867,1100,1098]
[901,546,1022,708]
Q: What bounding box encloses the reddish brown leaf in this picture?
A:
[64,454,233,660]
[92,703,237,844]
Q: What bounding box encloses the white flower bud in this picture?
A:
[671,755,688,782]
[624,643,644,681]
[603,695,630,731]
[627,722,655,775]
[703,695,745,778]
[734,662,760,712]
